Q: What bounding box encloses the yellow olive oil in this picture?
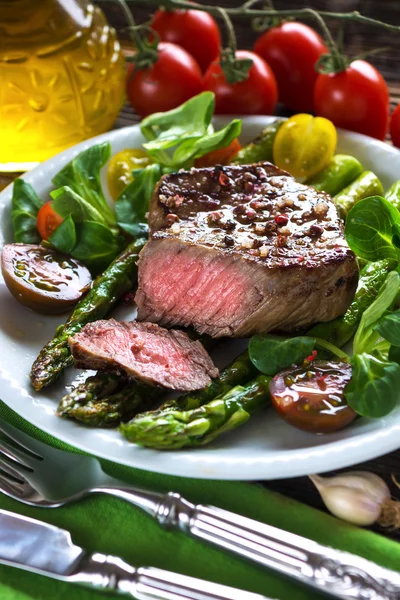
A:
[0,0,126,169]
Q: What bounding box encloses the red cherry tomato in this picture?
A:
[270,360,356,434]
[203,50,278,115]
[253,22,327,113]
[126,42,203,118]
[390,104,400,148]
[194,138,241,167]
[314,60,389,140]
[37,201,64,241]
[151,8,220,73]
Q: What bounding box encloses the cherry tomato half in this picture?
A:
[314,60,389,140]
[273,113,337,178]
[107,149,152,200]
[194,138,241,167]
[253,22,327,113]
[37,201,64,241]
[126,42,203,118]
[202,50,278,115]
[270,360,356,434]
[151,8,221,73]
[390,104,400,148]
[1,243,92,314]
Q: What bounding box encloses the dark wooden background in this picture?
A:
[96,0,400,539]
[100,0,400,117]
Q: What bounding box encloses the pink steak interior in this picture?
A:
[137,241,261,335]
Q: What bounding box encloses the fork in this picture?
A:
[1,420,400,600]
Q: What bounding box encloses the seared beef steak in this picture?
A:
[69,320,218,391]
[136,163,358,338]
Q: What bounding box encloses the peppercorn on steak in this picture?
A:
[135,162,359,338]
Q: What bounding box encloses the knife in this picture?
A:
[0,509,274,600]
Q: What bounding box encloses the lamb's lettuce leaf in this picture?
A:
[48,215,76,254]
[140,92,242,168]
[374,310,400,347]
[50,186,106,226]
[249,334,316,376]
[345,353,400,418]
[52,142,116,228]
[353,271,400,355]
[115,163,161,237]
[11,179,43,243]
[49,217,123,274]
[345,196,400,262]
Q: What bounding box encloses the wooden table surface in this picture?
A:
[4,0,400,539]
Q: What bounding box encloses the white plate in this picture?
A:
[1,116,400,481]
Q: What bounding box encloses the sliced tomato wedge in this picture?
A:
[37,201,64,241]
[194,138,241,167]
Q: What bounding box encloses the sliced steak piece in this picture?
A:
[136,162,359,338]
[69,319,218,391]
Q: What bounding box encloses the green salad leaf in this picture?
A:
[173,121,242,166]
[140,92,242,168]
[41,142,130,272]
[345,353,400,418]
[52,142,116,228]
[49,217,123,274]
[374,311,400,347]
[115,163,162,236]
[389,345,400,364]
[249,334,316,376]
[141,92,215,147]
[11,179,43,243]
[344,196,400,262]
[352,270,400,355]
[50,186,106,226]
[72,221,124,273]
[48,215,76,254]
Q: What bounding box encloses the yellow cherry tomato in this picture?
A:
[273,113,337,179]
[107,149,152,200]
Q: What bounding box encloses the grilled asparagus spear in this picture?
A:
[57,372,163,427]
[231,120,284,165]
[333,171,383,218]
[121,374,271,449]
[161,349,257,412]
[122,349,257,428]
[308,260,394,347]
[385,180,400,211]
[305,154,363,196]
[58,372,126,424]
[58,349,256,427]
[30,237,146,391]
[58,373,162,427]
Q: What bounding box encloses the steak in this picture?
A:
[69,319,218,391]
[135,162,358,338]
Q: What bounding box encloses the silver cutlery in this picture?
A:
[0,419,399,600]
[0,508,273,600]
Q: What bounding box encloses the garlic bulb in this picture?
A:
[309,471,391,526]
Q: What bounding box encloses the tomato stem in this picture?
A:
[112,0,396,75]
[315,337,350,361]
[215,7,254,84]
[249,0,284,34]
[113,0,160,70]
[108,0,400,35]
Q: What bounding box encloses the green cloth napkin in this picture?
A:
[0,401,398,600]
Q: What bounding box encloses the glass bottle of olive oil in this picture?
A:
[0,0,126,170]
